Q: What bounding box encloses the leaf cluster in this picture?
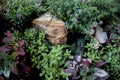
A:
[84,37,120,79]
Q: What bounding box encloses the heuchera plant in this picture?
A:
[0,30,31,79]
[65,54,109,80]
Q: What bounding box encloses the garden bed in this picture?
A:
[0,0,120,80]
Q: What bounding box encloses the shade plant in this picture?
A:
[0,30,31,79]
[84,36,120,80]
[41,0,120,34]
[65,54,109,80]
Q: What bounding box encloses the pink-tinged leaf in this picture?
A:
[6,30,13,39]
[74,54,82,63]
[15,56,19,61]
[95,61,106,67]
[18,47,25,56]
[0,46,10,53]
[8,46,17,50]
[94,69,109,78]
[82,58,92,66]
[19,40,25,47]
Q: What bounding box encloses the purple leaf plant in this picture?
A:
[64,54,109,80]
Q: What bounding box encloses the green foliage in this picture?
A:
[4,0,120,33]
[41,0,120,33]
[23,28,49,68]
[15,28,72,80]
[40,45,71,80]
[84,37,120,79]
[5,0,42,28]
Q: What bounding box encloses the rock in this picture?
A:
[95,27,108,44]
[32,13,68,45]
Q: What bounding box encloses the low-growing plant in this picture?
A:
[84,37,120,79]
[4,0,42,29]
[65,54,109,80]
[4,0,120,34]
[22,28,49,69]
[40,45,72,80]
[0,30,31,79]
[41,0,120,33]
[13,28,73,80]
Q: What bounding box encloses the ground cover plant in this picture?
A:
[0,0,120,80]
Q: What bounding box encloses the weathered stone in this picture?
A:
[32,13,68,45]
[95,27,108,44]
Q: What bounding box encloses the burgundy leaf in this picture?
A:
[8,45,17,50]
[18,47,25,56]
[0,76,5,80]
[25,66,31,72]
[95,61,106,67]
[19,40,25,47]
[82,58,92,66]
[15,56,20,61]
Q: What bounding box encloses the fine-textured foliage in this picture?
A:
[23,28,48,68]
[14,28,72,80]
[84,37,120,79]
[5,0,42,29]
[41,0,120,33]
[4,0,120,33]
[40,45,72,80]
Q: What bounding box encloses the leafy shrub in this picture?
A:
[0,30,31,79]
[84,37,120,79]
[5,0,42,29]
[65,54,109,80]
[22,28,48,69]
[41,0,120,33]
[40,45,72,80]
[0,28,73,79]
[13,28,72,80]
[4,0,120,33]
